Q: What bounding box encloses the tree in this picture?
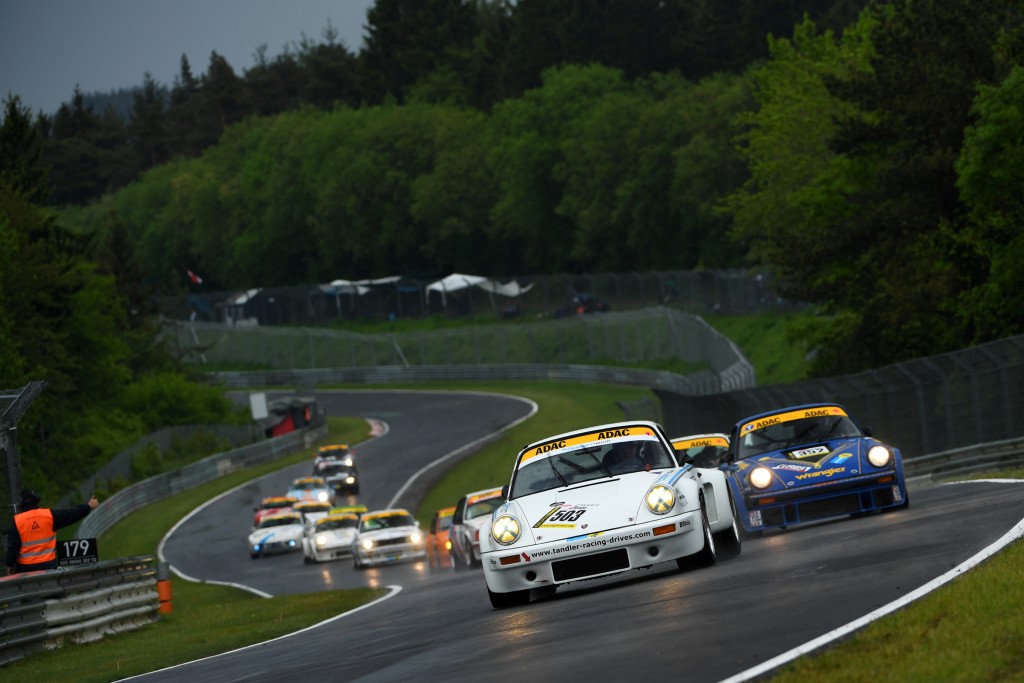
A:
[129,72,169,169]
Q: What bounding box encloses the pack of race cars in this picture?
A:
[246,403,909,609]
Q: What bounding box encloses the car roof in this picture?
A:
[317,513,358,525]
[362,508,412,520]
[263,512,302,522]
[463,487,504,504]
[261,495,297,504]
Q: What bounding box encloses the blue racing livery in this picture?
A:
[722,402,909,532]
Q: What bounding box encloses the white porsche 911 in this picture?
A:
[249,512,305,559]
[481,421,741,608]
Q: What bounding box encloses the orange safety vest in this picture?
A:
[14,508,57,565]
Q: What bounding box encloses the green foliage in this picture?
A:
[122,372,248,430]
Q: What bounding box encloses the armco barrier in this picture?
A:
[904,437,1024,485]
[78,420,327,539]
[0,556,157,667]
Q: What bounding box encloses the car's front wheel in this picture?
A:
[677,495,717,571]
[488,587,530,609]
[713,490,742,560]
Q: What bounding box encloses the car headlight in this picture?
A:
[317,491,329,502]
[867,445,891,467]
[491,515,521,545]
[343,458,353,466]
[646,484,676,514]
[410,531,422,544]
[345,476,356,484]
[316,534,328,546]
[749,466,774,489]
[361,538,374,550]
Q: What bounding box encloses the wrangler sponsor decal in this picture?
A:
[519,425,659,467]
[794,467,846,480]
[740,406,847,435]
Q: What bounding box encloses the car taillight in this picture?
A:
[474,529,480,542]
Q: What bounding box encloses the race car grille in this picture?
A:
[552,548,629,582]
[374,537,413,548]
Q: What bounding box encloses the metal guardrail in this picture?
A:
[78,421,328,540]
[0,556,157,667]
[904,436,1024,485]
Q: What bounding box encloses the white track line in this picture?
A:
[719,479,1024,683]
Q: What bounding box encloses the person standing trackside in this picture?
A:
[5,489,99,575]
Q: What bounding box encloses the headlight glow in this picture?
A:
[749,466,773,489]
[491,515,521,545]
[410,531,422,544]
[867,445,891,467]
[646,484,676,514]
[316,534,328,546]
[343,458,353,466]
[317,491,329,502]
[361,538,374,550]
[345,476,356,484]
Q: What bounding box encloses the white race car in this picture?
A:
[352,509,427,569]
[303,512,360,563]
[449,486,506,570]
[481,420,741,608]
[249,512,305,559]
[670,433,731,469]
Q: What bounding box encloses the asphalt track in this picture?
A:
[137,390,1024,682]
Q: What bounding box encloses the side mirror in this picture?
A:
[501,484,509,499]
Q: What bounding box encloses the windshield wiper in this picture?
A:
[580,448,613,477]
[547,457,569,487]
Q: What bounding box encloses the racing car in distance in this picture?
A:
[287,476,334,504]
[426,505,456,569]
[303,512,360,563]
[723,402,909,534]
[449,486,505,570]
[253,495,298,527]
[293,500,332,528]
[480,421,740,608]
[671,433,731,469]
[249,512,305,559]
[314,443,357,472]
[352,509,426,569]
[316,459,360,496]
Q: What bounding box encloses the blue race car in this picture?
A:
[723,403,908,533]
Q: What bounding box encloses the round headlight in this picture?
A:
[316,534,328,546]
[749,466,774,489]
[317,491,329,502]
[360,538,374,550]
[410,531,422,544]
[491,515,521,545]
[646,484,676,514]
[345,476,356,484]
[867,445,891,467]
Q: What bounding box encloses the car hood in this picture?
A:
[249,525,304,544]
[504,470,671,544]
[315,528,357,543]
[735,437,883,491]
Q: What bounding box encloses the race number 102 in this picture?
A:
[58,538,99,566]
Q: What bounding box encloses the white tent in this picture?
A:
[425,273,533,310]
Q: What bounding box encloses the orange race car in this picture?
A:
[425,505,456,569]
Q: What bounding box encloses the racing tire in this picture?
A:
[488,587,530,609]
[531,585,557,601]
[677,495,717,571]
[250,553,259,560]
[303,555,312,564]
[712,490,743,560]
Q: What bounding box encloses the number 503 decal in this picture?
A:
[533,508,586,527]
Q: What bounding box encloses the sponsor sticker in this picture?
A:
[740,406,847,435]
[790,445,830,459]
[519,425,659,468]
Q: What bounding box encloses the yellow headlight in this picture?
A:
[491,515,521,545]
[749,466,773,489]
[361,538,373,550]
[646,484,676,514]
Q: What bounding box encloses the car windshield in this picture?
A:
[465,497,503,521]
[510,438,676,498]
[259,516,300,529]
[317,518,358,531]
[317,463,353,476]
[360,514,415,532]
[437,515,453,531]
[677,444,729,469]
[737,415,862,460]
[293,480,323,490]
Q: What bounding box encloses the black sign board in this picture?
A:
[58,538,99,567]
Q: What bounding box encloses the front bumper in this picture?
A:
[482,509,702,594]
[740,472,907,530]
[354,541,426,566]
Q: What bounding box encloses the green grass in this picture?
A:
[704,311,815,385]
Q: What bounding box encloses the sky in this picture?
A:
[0,0,376,116]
